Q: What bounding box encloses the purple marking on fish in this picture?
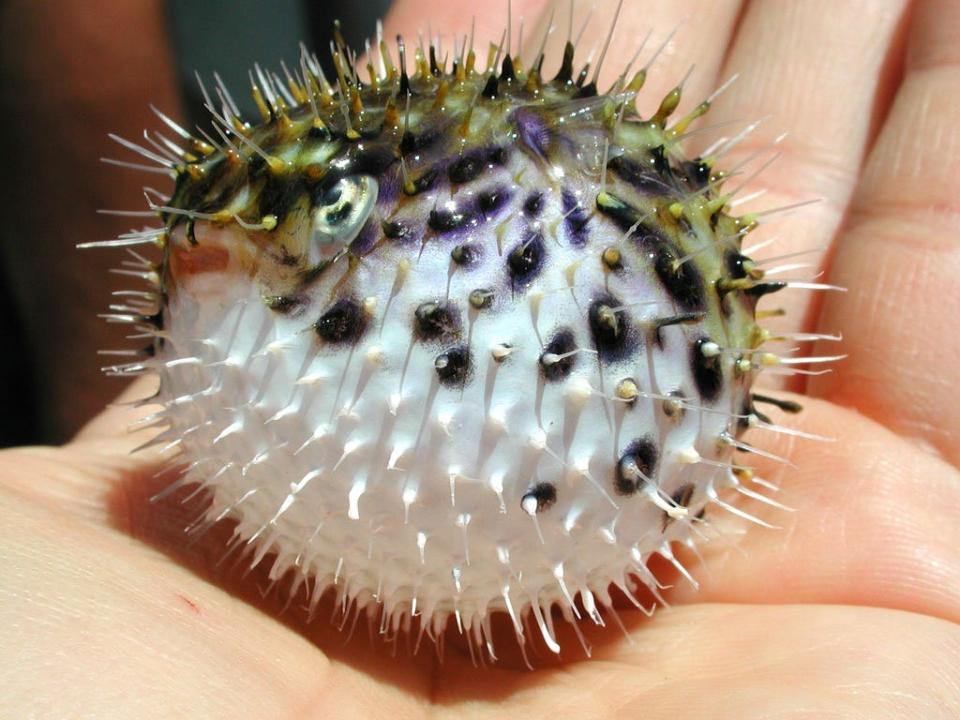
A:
[512,107,551,160]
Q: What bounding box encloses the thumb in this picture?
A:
[71,375,163,446]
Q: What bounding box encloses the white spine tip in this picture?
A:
[388,392,402,414]
[437,410,454,435]
[528,427,548,450]
[566,375,593,403]
[491,343,513,361]
[700,341,721,358]
[365,345,384,364]
[347,479,366,520]
[486,406,507,430]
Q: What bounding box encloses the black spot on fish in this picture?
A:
[489,146,509,165]
[382,219,411,241]
[608,154,676,196]
[506,230,546,288]
[561,188,590,247]
[588,293,636,363]
[615,438,659,496]
[448,152,485,185]
[478,186,512,216]
[523,192,544,217]
[691,337,723,403]
[539,328,578,381]
[641,238,707,312]
[414,301,461,341]
[315,297,367,344]
[522,482,557,513]
[434,345,472,387]
[451,242,481,267]
[429,206,471,233]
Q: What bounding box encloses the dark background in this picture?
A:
[0,0,391,448]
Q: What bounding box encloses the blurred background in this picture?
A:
[0,0,391,447]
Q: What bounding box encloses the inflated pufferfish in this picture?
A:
[91,14,820,660]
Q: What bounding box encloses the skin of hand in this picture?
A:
[2,0,960,718]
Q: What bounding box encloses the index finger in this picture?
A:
[809,0,960,466]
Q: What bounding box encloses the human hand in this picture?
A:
[2,0,959,717]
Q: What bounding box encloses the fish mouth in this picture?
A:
[164,221,282,308]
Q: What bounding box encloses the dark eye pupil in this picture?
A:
[325,201,353,225]
[322,183,343,206]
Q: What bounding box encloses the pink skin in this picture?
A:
[2,0,960,717]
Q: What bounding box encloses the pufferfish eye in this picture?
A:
[311,175,378,260]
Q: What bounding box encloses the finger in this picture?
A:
[0,484,433,718]
[72,375,162,444]
[379,0,549,64]
[380,0,745,119]
[0,374,168,526]
[527,0,743,107]
[0,377,167,525]
[808,0,960,465]
[702,0,910,348]
[436,605,960,717]
[664,394,960,626]
[0,1,182,441]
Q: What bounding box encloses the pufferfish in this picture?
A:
[89,14,826,660]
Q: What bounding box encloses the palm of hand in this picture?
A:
[3,1,960,717]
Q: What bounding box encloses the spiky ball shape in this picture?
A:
[103,32,793,657]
